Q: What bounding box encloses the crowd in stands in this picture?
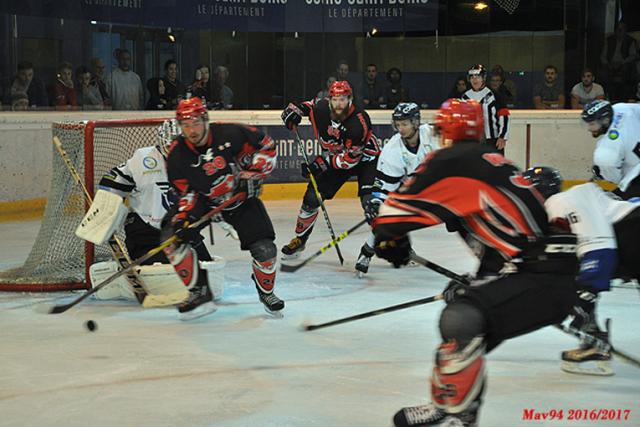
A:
[1,22,639,111]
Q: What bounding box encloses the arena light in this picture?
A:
[371,27,379,36]
[167,27,176,43]
[474,2,489,11]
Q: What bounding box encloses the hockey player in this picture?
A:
[372,99,578,427]
[581,100,640,200]
[163,97,283,320]
[523,166,640,375]
[360,102,438,274]
[461,64,510,154]
[280,80,381,272]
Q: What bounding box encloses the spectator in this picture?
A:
[145,77,170,110]
[359,64,385,109]
[11,93,29,111]
[316,76,337,100]
[3,61,49,108]
[488,72,516,108]
[189,64,213,104]
[570,67,605,109]
[384,67,409,109]
[50,61,78,110]
[336,59,358,99]
[600,22,638,102]
[105,49,144,110]
[532,65,565,109]
[214,66,234,108]
[76,66,104,110]
[491,65,518,106]
[90,57,110,107]
[162,59,185,109]
[447,76,469,99]
[629,81,640,103]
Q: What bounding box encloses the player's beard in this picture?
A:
[330,107,348,121]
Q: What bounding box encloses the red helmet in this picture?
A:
[329,80,353,97]
[176,97,208,121]
[434,98,484,141]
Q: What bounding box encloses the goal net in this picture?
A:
[0,119,168,292]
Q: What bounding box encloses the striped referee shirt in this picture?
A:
[462,87,510,140]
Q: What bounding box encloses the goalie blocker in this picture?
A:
[90,257,226,302]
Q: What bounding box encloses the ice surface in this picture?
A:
[1,200,638,426]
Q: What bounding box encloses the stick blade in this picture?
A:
[279,263,302,273]
[33,302,68,315]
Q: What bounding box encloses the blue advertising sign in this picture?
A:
[263,124,396,183]
[3,1,439,33]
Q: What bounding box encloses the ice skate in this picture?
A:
[177,280,217,321]
[355,243,374,278]
[281,236,307,260]
[253,275,285,317]
[393,402,478,427]
[561,332,613,376]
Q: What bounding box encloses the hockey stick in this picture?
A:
[293,127,344,266]
[40,192,244,314]
[52,136,150,305]
[280,219,367,273]
[302,293,443,331]
[408,253,640,369]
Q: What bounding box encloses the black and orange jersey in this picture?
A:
[296,97,380,169]
[166,123,274,214]
[373,141,548,259]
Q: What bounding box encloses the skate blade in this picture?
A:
[179,301,218,321]
[263,306,284,318]
[560,360,614,376]
[281,252,303,261]
[355,271,365,279]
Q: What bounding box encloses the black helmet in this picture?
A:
[581,100,613,137]
[392,102,420,133]
[522,166,563,199]
[467,64,487,81]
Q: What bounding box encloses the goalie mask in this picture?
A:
[157,119,181,158]
[522,166,563,199]
[581,100,613,138]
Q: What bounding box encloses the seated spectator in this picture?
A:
[11,93,29,111]
[145,77,170,110]
[359,63,385,109]
[336,59,358,99]
[76,66,104,110]
[189,64,213,104]
[214,66,234,108]
[491,65,518,106]
[533,65,565,109]
[385,67,409,109]
[447,76,469,99]
[600,21,638,103]
[570,67,605,109]
[90,57,110,107]
[3,61,49,108]
[629,81,640,103]
[106,49,144,110]
[488,71,516,108]
[316,76,337,100]
[162,59,185,109]
[51,61,78,110]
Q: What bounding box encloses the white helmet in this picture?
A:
[157,119,180,157]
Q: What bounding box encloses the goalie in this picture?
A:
[76,119,225,304]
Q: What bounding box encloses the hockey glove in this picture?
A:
[374,234,411,268]
[282,103,303,130]
[301,155,329,179]
[236,178,263,199]
[364,197,383,225]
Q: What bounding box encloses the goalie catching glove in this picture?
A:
[75,189,129,245]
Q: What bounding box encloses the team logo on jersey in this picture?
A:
[143,156,158,169]
[608,130,619,140]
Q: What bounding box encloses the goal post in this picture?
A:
[0,119,168,292]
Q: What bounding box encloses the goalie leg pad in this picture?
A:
[431,336,486,415]
[164,243,199,289]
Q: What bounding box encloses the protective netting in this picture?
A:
[494,0,520,14]
[0,119,166,291]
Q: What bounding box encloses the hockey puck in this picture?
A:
[85,320,98,332]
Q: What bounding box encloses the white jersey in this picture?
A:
[374,124,438,194]
[99,146,170,230]
[545,183,637,257]
[593,103,640,191]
